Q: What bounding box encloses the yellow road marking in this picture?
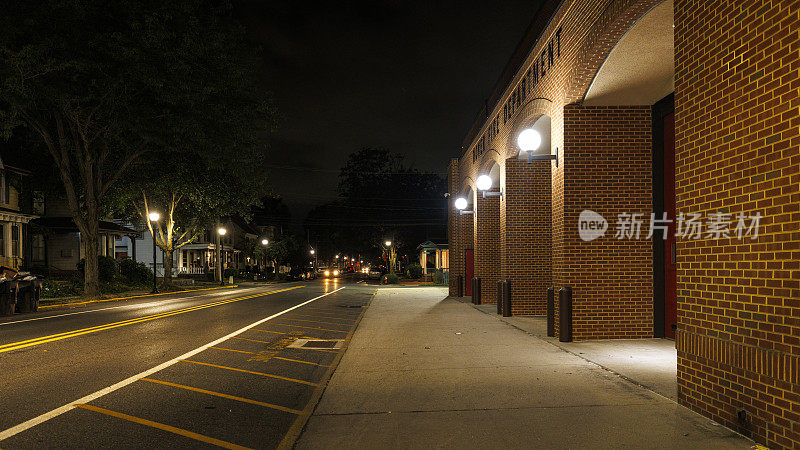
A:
[280,318,351,326]
[75,404,250,449]
[284,313,356,320]
[268,323,348,333]
[210,346,255,354]
[230,336,273,344]
[272,357,329,367]
[141,378,301,415]
[39,284,241,310]
[250,329,289,335]
[180,360,319,386]
[0,287,302,354]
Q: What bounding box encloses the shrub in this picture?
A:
[383,273,399,284]
[223,268,239,279]
[405,263,423,279]
[264,266,275,274]
[119,259,153,285]
[77,255,119,282]
[41,278,81,298]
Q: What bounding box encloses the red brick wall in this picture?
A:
[674,0,800,446]
[459,200,474,295]
[447,160,461,296]
[501,158,552,314]
[556,105,653,339]
[475,193,501,303]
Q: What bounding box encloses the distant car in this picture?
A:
[368,268,383,280]
[322,268,341,278]
[286,268,305,281]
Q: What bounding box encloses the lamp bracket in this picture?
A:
[526,147,559,167]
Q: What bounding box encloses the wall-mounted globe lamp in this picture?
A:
[476,174,502,199]
[454,197,473,215]
[518,128,558,166]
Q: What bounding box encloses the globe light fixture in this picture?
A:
[517,128,541,152]
[148,211,160,222]
[385,240,392,247]
[454,197,468,210]
[217,227,227,236]
[261,239,269,245]
[476,175,492,191]
[517,127,558,166]
[310,249,315,255]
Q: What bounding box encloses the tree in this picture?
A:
[305,148,447,262]
[0,0,273,297]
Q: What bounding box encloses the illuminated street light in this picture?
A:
[454,197,468,210]
[261,238,269,246]
[148,211,160,294]
[385,240,392,247]
[310,249,315,255]
[217,227,227,286]
[517,127,558,166]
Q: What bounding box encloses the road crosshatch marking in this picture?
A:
[0,286,303,354]
[75,404,251,450]
[180,360,320,386]
[141,378,302,415]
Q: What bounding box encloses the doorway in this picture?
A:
[653,93,677,338]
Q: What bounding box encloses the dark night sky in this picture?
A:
[235,1,542,226]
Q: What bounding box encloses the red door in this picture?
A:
[464,249,474,296]
[663,113,678,338]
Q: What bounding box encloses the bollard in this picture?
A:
[502,280,512,317]
[558,286,572,342]
[546,287,555,337]
[472,278,482,305]
[497,280,504,314]
[457,275,464,297]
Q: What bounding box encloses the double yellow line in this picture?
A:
[0,286,302,354]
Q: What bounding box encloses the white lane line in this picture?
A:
[0,286,345,442]
[0,288,259,326]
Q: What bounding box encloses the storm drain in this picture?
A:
[336,304,363,309]
[287,338,344,350]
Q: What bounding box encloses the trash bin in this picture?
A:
[15,277,42,313]
[0,280,14,316]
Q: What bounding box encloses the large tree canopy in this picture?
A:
[0,0,274,296]
[305,148,446,262]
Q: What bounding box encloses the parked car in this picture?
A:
[286,268,306,281]
[368,268,383,280]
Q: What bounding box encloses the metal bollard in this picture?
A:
[546,287,555,337]
[502,280,512,317]
[558,286,572,342]
[457,275,464,297]
[497,280,504,314]
[472,278,481,305]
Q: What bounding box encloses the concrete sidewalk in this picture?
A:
[296,288,752,449]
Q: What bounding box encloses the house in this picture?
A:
[0,155,38,270]
[416,240,448,276]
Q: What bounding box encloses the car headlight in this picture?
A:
[324,270,330,276]
[333,270,339,276]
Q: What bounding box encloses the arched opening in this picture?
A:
[579,0,677,339]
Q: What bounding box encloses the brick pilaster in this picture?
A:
[474,192,500,303]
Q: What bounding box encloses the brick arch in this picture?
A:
[476,152,502,177]
[564,0,664,105]
[504,98,555,157]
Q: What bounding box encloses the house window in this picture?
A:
[11,225,19,257]
[32,191,45,215]
[32,233,45,262]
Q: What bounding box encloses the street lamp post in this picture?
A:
[261,239,269,274]
[384,240,395,274]
[217,226,227,286]
[148,212,160,294]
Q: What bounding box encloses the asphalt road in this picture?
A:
[0,278,374,449]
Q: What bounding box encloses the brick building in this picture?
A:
[446,0,798,447]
